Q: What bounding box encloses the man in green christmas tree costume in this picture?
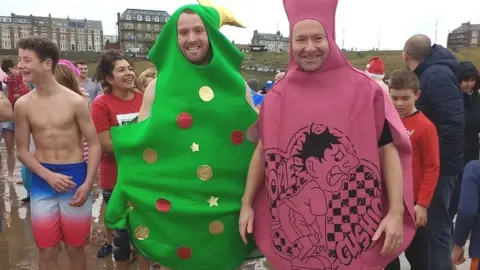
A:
[105,1,259,269]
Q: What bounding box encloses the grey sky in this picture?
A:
[2,0,479,50]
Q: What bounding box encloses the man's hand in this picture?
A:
[451,245,466,265]
[372,211,404,256]
[46,172,76,192]
[414,204,427,228]
[69,183,90,207]
[239,203,255,244]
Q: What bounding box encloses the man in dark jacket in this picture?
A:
[449,61,480,221]
[403,34,465,270]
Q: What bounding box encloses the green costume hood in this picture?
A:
[105,3,258,270]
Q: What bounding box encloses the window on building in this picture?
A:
[473,31,479,38]
[3,40,11,49]
[95,36,100,42]
[154,16,160,22]
[147,24,151,31]
[146,16,151,22]
[78,35,84,42]
[88,45,92,51]
[137,24,142,30]
[154,24,160,31]
[126,14,131,20]
[472,38,478,44]
[145,33,151,40]
[137,15,142,21]
[71,44,75,51]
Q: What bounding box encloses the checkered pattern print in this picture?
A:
[325,164,381,252]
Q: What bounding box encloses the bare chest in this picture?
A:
[28,102,76,131]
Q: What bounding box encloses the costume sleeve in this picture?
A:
[454,161,480,247]
[417,124,440,208]
[377,120,393,147]
[105,187,129,230]
[91,99,111,133]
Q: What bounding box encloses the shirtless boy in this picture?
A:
[14,37,101,270]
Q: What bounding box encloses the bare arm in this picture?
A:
[0,92,12,122]
[15,98,52,179]
[379,142,404,215]
[241,140,265,206]
[98,131,113,153]
[138,78,156,122]
[75,98,101,187]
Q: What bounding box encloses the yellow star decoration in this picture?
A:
[190,142,200,152]
[207,196,219,207]
[197,0,245,28]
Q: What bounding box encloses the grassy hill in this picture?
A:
[2,48,480,86]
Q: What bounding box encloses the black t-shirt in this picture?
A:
[378,120,393,147]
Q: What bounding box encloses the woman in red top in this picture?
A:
[90,50,149,270]
[1,60,30,181]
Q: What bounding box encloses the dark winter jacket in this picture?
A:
[458,61,480,163]
[414,45,465,176]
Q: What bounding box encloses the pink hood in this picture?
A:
[252,0,415,269]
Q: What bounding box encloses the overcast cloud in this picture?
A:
[2,0,479,50]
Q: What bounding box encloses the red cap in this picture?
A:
[366,57,385,79]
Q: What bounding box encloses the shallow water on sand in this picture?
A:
[0,143,468,269]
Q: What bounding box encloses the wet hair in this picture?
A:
[17,37,59,72]
[92,49,134,93]
[74,60,87,67]
[389,69,420,93]
[403,34,432,61]
[54,64,84,97]
[138,68,157,91]
[1,59,14,73]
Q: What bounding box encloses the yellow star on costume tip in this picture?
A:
[190,142,200,152]
[197,0,245,28]
[207,196,219,207]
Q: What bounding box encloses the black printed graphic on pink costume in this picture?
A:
[266,124,383,270]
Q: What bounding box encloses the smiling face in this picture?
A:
[76,64,88,79]
[106,59,135,92]
[291,19,330,72]
[17,48,53,83]
[177,11,210,65]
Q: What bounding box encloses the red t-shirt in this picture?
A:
[5,73,29,106]
[91,91,143,189]
[402,111,440,208]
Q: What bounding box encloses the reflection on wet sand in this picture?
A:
[0,147,269,270]
[0,146,461,269]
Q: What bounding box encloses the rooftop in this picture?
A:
[452,22,480,33]
[0,13,102,29]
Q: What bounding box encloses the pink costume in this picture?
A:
[252,0,416,269]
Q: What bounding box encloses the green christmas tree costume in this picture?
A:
[105,3,258,270]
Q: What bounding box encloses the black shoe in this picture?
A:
[96,242,113,258]
[21,196,30,203]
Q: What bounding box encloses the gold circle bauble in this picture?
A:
[199,86,214,102]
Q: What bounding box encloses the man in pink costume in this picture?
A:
[239,0,416,269]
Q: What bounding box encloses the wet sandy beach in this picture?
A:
[0,145,469,270]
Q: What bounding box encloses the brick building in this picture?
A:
[0,13,103,52]
[447,22,480,51]
[117,9,170,53]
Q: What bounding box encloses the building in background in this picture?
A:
[103,34,118,45]
[0,13,103,52]
[447,22,480,51]
[117,9,170,54]
[251,30,289,52]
